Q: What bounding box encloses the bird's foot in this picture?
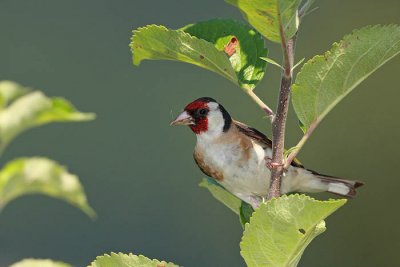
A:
[265,156,284,170]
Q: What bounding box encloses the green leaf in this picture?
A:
[182,19,268,89]
[0,84,95,151]
[0,157,95,218]
[225,0,302,42]
[10,259,73,267]
[131,20,268,90]
[199,177,241,214]
[88,252,179,267]
[240,194,346,267]
[131,24,237,85]
[239,201,254,228]
[298,120,306,133]
[292,25,400,131]
[0,81,29,109]
[260,57,284,70]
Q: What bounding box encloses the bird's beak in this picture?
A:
[170,111,194,126]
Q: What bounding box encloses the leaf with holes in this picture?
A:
[10,259,73,267]
[292,25,400,131]
[199,177,242,214]
[0,81,95,152]
[131,24,237,85]
[131,20,268,90]
[225,0,302,42]
[240,194,346,267]
[182,19,268,89]
[88,252,179,267]
[0,157,95,218]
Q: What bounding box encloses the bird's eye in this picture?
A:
[198,108,208,116]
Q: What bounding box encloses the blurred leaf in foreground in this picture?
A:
[240,194,346,267]
[0,157,95,218]
[89,252,179,267]
[9,259,73,267]
[0,81,29,109]
[0,81,95,152]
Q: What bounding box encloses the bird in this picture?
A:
[170,97,363,209]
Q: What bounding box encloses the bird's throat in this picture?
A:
[190,117,208,134]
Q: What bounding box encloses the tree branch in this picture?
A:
[267,26,297,199]
[264,1,315,198]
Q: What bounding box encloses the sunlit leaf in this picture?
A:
[0,157,95,218]
[131,25,237,84]
[292,25,400,131]
[182,19,268,89]
[88,252,179,267]
[240,194,346,267]
[0,85,95,151]
[225,0,302,42]
[0,81,29,109]
[10,259,73,267]
[199,177,241,214]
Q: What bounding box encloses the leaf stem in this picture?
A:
[267,25,297,199]
[245,89,275,121]
[299,0,316,19]
[284,120,318,169]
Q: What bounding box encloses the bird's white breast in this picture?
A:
[196,134,272,202]
[195,133,319,208]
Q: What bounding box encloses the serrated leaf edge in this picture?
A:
[240,194,346,266]
[293,24,400,130]
[130,24,238,85]
[89,252,178,267]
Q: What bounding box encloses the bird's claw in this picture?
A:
[265,156,284,170]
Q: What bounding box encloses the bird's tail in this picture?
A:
[315,173,364,197]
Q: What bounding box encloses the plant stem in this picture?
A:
[267,28,297,199]
[245,89,275,121]
[284,120,318,169]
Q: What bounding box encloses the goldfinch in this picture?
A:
[171,97,363,208]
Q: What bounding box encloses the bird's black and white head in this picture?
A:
[170,97,232,139]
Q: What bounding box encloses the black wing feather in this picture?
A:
[233,120,304,168]
[234,120,272,148]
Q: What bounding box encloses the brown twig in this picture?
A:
[267,24,297,199]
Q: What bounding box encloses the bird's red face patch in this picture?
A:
[184,101,209,134]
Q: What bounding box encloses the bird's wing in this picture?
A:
[234,120,272,149]
[233,120,304,168]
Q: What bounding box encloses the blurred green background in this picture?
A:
[0,0,399,266]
